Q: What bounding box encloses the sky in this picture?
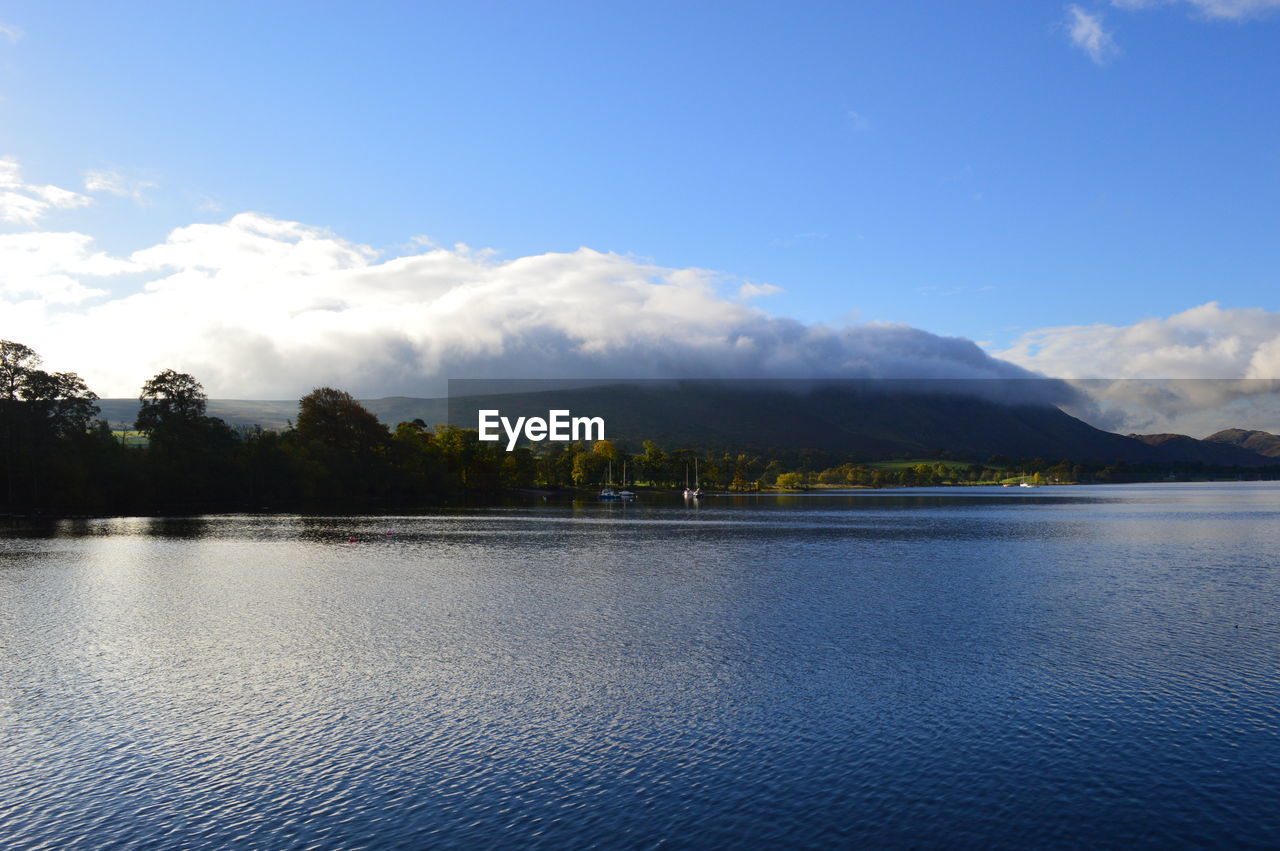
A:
[1,0,1279,414]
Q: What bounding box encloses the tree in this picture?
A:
[817,467,844,485]
[535,441,579,487]
[136,369,208,435]
[591,439,619,461]
[0,340,103,510]
[291,388,395,503]
[775,472,803,490]
[295,387,390,455]
[134,370,237,509]
[22,370,100,437]
[429,424,503,493]
[0,340,41,401]
[730,453,753,491]
[638,440,666,486]
[572,449,607,487]
[391,419,447,498]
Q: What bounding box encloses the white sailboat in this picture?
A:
[600,460,620,500]
[619,460,636,500]
[684,458,702,499]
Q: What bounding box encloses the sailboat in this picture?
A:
[619,461,637,500]
[684,458,702,499]
[599,460,620,500]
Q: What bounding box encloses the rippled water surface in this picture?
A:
[3,483,1279,848]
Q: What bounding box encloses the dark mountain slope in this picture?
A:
[95,383,1276,466]
[1128,432,1272,467]
[442,383,1160,462]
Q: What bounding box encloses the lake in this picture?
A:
[2,483,1278,847]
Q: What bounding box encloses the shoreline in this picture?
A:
[7,479,1280,523]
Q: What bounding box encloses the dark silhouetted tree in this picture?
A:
[134,369,237,509]
[291,387,394,503]
[0,340,104,511]
[136,369,208,435]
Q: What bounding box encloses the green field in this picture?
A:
[858,459,1048,485]
[861,458,988,472]
[111,430,149,448]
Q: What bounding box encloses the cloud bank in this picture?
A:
[2,208,1037,400]
[999,303,1280,433]
[2,156,1272,438]
[999,302,1280,379]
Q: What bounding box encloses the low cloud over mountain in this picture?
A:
[1,155,1275,436]
[999,303,1280,433]
[4,211,1038,399]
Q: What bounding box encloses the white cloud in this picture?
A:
[84,169,157,203]
[131,213,376,278]
[0,212,1034,398]
[0,22,21,43]
[0,157,93,225]
[0,231,136,304]
[1065,5,1122,64]
[997,303,1280,434]
[1112,0,1280,18]
[998,302,1280,379]
[847,110,870,132]
[738,282,783,299]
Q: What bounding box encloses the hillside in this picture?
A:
[1204,428,1280,458]
[96,397,448,433]
[1126,432,1274,467]
[95,384,1278,466]
[442,382,1158,462]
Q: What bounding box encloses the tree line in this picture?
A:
[3,339,1276,515]
[0,340,535,514]
[1,339,746,513]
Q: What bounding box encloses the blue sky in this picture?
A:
[1,1,1278,398]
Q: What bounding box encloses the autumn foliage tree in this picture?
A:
[291,387,394,503]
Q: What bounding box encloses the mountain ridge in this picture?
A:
[1204,428,1280,458]
[94,386,1278,467]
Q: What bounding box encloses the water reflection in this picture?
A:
[1,484,1279,847]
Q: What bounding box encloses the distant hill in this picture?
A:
[1204,428,1280,458]
[96,397,448,432]
[95,385,1278,466]
[441,382,1161,462]
[1126,432,1273,467]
